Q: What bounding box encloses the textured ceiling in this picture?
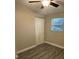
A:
[16,0,64,16]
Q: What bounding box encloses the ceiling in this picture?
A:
[16,0,64,16]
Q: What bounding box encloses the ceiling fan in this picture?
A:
[28,0,60,9]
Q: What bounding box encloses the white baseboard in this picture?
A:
[16,44,38,54]
[45,41,64,49]
[16,41,64,54]
[16,43,43,54]
[16,55,18,59]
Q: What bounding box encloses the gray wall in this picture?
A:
[15,3,37,51]
[45,12,64,47]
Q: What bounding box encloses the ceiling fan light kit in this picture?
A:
[28,0,61,9]
[41,0,50,6]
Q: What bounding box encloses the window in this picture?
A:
[50,18,64,32]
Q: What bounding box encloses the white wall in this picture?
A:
[16,3,45,52]
[16,3,36,51]
[45,12,64,47]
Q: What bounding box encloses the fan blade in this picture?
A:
[50,2,59,7]
[41,6,44,9]
[29,1,40,3]
[56,1,64,6]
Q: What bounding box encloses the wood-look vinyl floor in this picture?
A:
[18,43,64,59]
